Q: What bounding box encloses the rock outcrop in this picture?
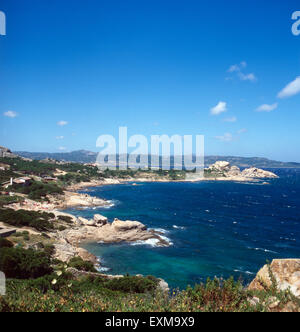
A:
[77,214,108,227]
[208,161,231,173]
[241,167,278,179]
[59,191,108,208]
[0,146,17,159]
[53,242,98,264]
[248,259,300,298]
[112,218,147,232]
[93,214,108,226]
[207,161,278,180]
[59,217,170,247]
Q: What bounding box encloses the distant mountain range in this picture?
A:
[13,149,300,168]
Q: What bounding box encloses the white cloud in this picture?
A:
[57,120,68,126]
[56,136,64,140]
[223,116,237,122]
[278,77,300,99]
[227,62,257,82]
[228,64,240,73]
[210,101,227,115]
[227,61,247,73]
[238,72,257,82]
[58,147,67,151]
[256,103,278,112]
[215,133,233,142]
[3,111,18,118]
[237,128,247,134]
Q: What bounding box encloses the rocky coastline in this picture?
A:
[52,214,171,265]
[0,159,280,286]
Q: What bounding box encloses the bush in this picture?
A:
[41,233,50,239]
[9,181,63,201]
[0,247,53,279]
[103,275,158,293]
[0,195,24,207]
[68,257,97,273]
[44,245,55,257]
[58,216,73,224]
[0,208,55,231]
[58,173,90,185]
[13,231,29,241]
[0,238,14,248]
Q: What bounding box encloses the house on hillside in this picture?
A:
[2,177,32,189]
[42,176,57,183]
[12,177,32,186]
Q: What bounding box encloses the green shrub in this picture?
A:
[103,275,158,293]
[41,233,50,239]
[68,257,97,273]
[58,173,90,185]
[58,216,73,224]
[0,195,24,207]
[44,245,55,257]
[9,181,63,201]
[0,208,55,231]
[0,247,53,279]
[0,238,14,248]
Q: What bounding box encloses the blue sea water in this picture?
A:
[65,169,300,289]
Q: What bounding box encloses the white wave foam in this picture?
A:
[173,225,186,230]
[130,238,161,247]
[150,228,168,234]
[234,269,255,275]
[160,235,173,246]
[247,247,278,254]
[97,266,111,272]
[130,234,173,247]
[101,200,116,209]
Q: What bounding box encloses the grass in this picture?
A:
[1,267,299,312]
[1,275,299,312]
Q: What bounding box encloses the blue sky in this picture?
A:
[0,0,300,161]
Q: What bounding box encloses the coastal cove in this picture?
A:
[65,168,300,289]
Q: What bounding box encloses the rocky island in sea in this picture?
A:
[0,148,299,312]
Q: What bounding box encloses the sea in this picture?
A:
[65,168,300,289]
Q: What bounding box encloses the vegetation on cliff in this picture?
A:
[1,268,299,312]
[0,208,74,232]
[0,209,56,231]
[9,181,63,201]
[0,245,299,312]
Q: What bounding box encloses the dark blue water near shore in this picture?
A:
[65,169,300,289]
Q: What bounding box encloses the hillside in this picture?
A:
[14,150,300,168]
[0,146,17,159]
